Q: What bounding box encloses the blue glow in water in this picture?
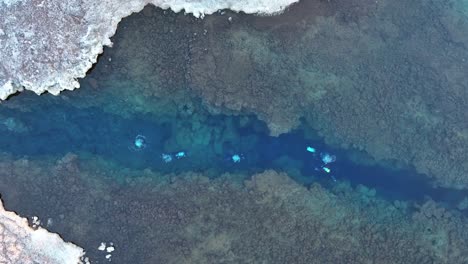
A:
[161,153,173,163]
[231,154,242,163]
[320,153,336,165]
[175,151,186,159]
[306,146,316,153]
[133,135,146,149]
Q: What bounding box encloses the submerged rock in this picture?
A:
[187,0,468,188]
[0,154,467,263]
[0,116,28,133]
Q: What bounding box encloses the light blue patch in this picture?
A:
[135,139,144,148]
[306,146,316,153]
[321,153,336,164]
[323,167,331,173]
[175,151,186,158]
[133,135,147,150]
[162,153,173,163]
[232,154,241,163]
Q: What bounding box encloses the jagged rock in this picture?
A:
[0,0,298,100]
[0,199,84,264]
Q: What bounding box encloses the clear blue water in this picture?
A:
[0,89,463,205]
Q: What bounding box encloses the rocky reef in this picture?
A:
[30,0,466,189]
[0,0,298,100]
[1,0,467,190]
[1,0,467,262]
[0,198,84,264]
[0,153,467,263]
[188,0,468,188]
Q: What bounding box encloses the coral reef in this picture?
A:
[5,0,463,188]
[297,0,468,188]
[75,5,201,119]
[187,0,468,188]
[0,198,84,264]
[0,153,467,263]
[0,0,298,100]
[187,0,379,135]
[189,25,303,136]
[0,0,466,195]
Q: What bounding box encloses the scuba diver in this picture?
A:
[320,152,336,165]
[231,154,244,163]
[307,145,338,182]
[161,150,187,163]
[161,153,173,163]
[129,135,147,151]
[222,151,245,164]
[175,151,187,159]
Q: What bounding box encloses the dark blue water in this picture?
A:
[1,90,463,205]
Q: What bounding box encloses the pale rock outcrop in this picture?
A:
[0,199,84,264]
[0,0,298,100]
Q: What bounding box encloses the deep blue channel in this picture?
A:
[0,91,464,205]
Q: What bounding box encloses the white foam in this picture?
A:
[152,0,299,18]
[98,242,106,251]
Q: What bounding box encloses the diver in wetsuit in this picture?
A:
[307,145,337,182]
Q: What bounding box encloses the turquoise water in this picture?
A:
[0,87,462,205]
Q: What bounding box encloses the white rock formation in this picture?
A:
[0,199,84,264]
[0,0,299,100]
